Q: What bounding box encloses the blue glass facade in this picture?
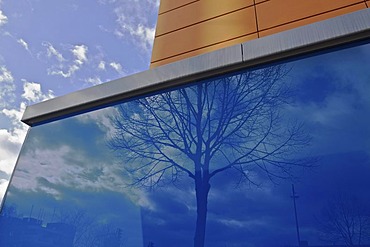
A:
[1,42,370,247]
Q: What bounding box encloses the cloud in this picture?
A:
[0,80,55,203]
[21,80,54,102]
[0,102,28,204]
[102,0,158,52]
[98,61,106,70]
[47,44,89,78]
[71,44,88,65]
[49,64,79,78]
[109,61,123,74]
[0,10,7,27]
[117,23,155,51]
[17,38,29,51]
[0,65,13,83]
[0,65,15,107]
[43,42,65,62]
[1,103,28,144]
[85,76,103,85]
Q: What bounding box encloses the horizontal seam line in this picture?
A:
[257,2,365,32]
[151,32,257,64]
[155,5,255,38]
[158,0,199,15]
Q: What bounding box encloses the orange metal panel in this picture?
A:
[156,0,254,36]
[257,0,364,30]
[259,3,367,37]
[159,0,198,14]
[150,33,258,68]
[255,0,269,3]
[151,7,257,63]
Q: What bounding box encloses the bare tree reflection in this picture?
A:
[58,209,95,247]
[318,194,370,246]
[57,208,124,247]
[109,65,314,247]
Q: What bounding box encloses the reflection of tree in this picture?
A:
[90,225,124,247]
[109,65,313,247]
[0,204,19,217]
[58,209,124,247]
[58,209,95,247]
[318,194,370,246]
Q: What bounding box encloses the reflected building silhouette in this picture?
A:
[0,207,125,247]
[0,215,76,247]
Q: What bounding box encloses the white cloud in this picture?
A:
[0,65,15,107]
[49,64,79,78]
[0,80,55,202]
[0,102,29,204]
[109,61,123,74]
[0,65,14,83]
[47,44,89,78]
[98,61,106,70]
[43,42,65,62]
[85,76,103,85]
[21,80,54,102]
[124,24,155,50]
[17,38,29,51]
[72,44,88,65]
[0,10,8,27]
[108,0,158,51]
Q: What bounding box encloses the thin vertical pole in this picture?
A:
[291,184,301,247]
[29,204,34,221]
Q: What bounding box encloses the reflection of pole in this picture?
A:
[29,204,34,221]
[291,184,301,247]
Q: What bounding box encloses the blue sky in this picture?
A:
[0,0,159,201]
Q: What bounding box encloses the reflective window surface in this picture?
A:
[1,42,370,247]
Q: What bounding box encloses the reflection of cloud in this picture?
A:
[12,130,129,197]
[12,145,86,196]
[286,44,370,156]
[77,107,118,138]
[217,218,267,229]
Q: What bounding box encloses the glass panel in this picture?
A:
[1,42,370,247]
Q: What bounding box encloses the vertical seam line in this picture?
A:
[241,44,244,62]
[253,0,260,38]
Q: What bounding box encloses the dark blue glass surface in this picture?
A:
[1,43,370,247]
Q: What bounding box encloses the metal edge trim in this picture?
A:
[22,8,370,126]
